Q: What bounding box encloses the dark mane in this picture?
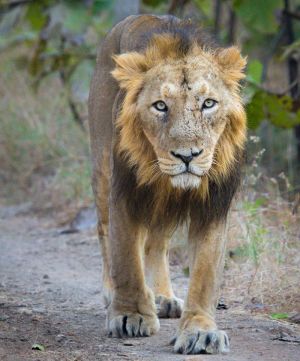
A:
[112,15,246,232]
[142,16,217,52]
[113,148,243,232]
[126,15,217,55]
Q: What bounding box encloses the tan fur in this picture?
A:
[112,35,246,199]
[88,15,247,354]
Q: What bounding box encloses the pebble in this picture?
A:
[55,334,67,343]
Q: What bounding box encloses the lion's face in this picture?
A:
[136,57,236,189]
[112,37,246,191]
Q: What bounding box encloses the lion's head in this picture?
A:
[112,34,246,195]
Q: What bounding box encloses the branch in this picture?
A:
[248,81,300,111]
[214,0,222,40]
[283,10,300,21]
[0,0,33,11]
[58,36,85,132]
[227,6,236,44]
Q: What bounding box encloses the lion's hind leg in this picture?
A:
[98,222,113,308]
[144,228,183,318]
[93,150,113,308]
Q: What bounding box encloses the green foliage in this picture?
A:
[142,0,168,6]
[32,343,45,351]
[245,56,300,130]
[247,90,300,130]
[233,0,282,34]
[241,199,268,264]
[270,313,289,320]
[26,2,47,31]
[182,266,190,277]
[246,91,265,129]
[1,0,298,134]
[193,0,213,17]
[247,60,263,85]
[0,0,113,107]
[0,60,92,206]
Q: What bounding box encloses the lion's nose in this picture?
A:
[171,149,203,165]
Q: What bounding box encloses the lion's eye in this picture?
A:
[202,99,217,109]
[153,101,168,112]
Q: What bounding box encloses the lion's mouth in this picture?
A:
[180,165,207,177]
[157,159,210,179]
[182,169,199,175]
[170,172,201,189]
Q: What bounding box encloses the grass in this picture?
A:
[170,140,300,314]
[223,152,300,313]
[0,50,93,212]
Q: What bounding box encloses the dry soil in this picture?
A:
[0,206,299,361]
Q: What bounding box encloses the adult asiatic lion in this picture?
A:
[88,15,246,355]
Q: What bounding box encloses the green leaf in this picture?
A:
[26,2,47,31]
[233,0,281,34]
[193,0,213,17]
[266,95,300,129]
[182,267,189,277]
[142,0,168,7]
[32,343,45,351]
[247,60,263,85]
[62,3,90,34]
[92,0,113,13]
[246,90,265,130]
[270,313,289,320]
[246,90,300,130]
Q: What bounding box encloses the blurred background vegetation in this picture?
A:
[0,0,299,312]
[0,0,299,210]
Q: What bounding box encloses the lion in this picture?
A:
[88,14,246,355]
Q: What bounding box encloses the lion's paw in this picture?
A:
[108,313,159,338]
[172,329,229,354]
[155,295,183,318]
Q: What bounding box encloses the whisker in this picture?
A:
[147,159,159,167]
[159,161,180,168]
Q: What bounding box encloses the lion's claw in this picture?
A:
[173,329,229,354]
[155,295,183,318]
[108,313,159,338]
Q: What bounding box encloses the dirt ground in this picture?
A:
[0,205,299,361]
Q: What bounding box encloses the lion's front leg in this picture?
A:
[107,199,159,338]
[173,220,229,354]
[144,228,183,318]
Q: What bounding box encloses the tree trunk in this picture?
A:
[214,0,222,40]
[284,0,300,171]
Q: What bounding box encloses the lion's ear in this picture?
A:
[111,52,147,89]
[216,46,247,85]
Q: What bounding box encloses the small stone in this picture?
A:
[289,313,300,324]
[18,308,32,315]
[55,334,66,343]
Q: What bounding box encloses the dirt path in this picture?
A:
[0,206,299,361]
